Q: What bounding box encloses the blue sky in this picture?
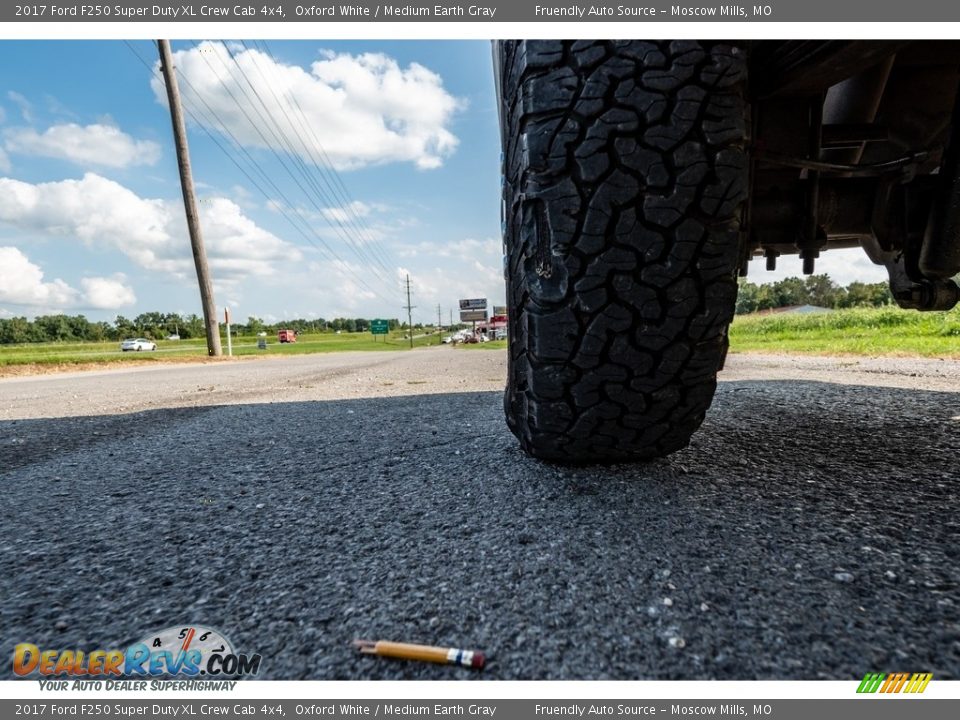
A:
[0,39,885,325]
[0,40,502,325]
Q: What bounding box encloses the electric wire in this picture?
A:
[194,41,396,288]
[223,40,397,280]
[255,40,400,274]
[124,40,401,308]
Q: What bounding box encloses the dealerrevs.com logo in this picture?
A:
[857,672,933,694]
[13,625,261,679]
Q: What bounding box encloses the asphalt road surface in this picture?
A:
[1,349,958,680]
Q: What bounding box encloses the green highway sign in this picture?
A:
[370,319,389,335]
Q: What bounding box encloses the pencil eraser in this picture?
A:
[471,651,485,669]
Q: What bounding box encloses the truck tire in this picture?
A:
[499,40,749,464]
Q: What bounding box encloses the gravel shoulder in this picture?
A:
[0,347,507,420]
[3,347,960,421]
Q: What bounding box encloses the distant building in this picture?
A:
[477,314,508,338]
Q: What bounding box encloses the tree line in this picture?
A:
[0,312,408,345]
[0,275,893,344]
[736,275,892,315]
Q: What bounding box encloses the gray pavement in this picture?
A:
[1,349,958,679]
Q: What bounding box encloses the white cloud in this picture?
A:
[321,200,373,223]
[267,256,389,318]
[150,42,461,170]
[266,197,398,246]
[7,92,33,122]
[385,239,507,320]
[198,196,303,277]
[4,123,161,168]
[44,94,80,120]
[80,275,137,309]
[746,247,887,287]
[0,173,302,282]
[397,236,501,259]
[0,247,79,306]
[0,248,138,311]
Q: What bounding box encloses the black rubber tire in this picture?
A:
[499,40,749,464]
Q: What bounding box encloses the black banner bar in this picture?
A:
[3,699,960,720]
[5,0,960,23]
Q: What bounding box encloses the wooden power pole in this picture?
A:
[158,39,222,357]
[437,304,442,345]
[403,274,415,349]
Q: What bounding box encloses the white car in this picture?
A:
[120,338,157,352]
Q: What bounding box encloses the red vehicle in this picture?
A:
[278,329,297,343]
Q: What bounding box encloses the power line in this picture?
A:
[123,41,401,309]
[189,40,400,296]
[209,41,396,286]
[236,40,397,279]
[255,40,399,274]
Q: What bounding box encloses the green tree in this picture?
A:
[736,280,759,314]
[89,321,113,342]
[246,316,265,336]
[182,314,204,339]
[0,317,31,344]
[163,313,184,337]
[804,274,840,307]
[754,284,778,311]
[114,315,137,338]
[67,315,93,341]
[34,315,73,342]
[133,312,167,339]
[772,277,808,307]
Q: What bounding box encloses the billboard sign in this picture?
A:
[459,298,487,310]
[460,310,487,322]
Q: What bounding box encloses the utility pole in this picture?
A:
[403,274,415,349]
[224,307,232,356]
[158,39,221,357]
[437,304,442,345]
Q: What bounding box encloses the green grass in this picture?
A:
[8,306,954,368]
[729,305,960,356]
[456,339,508,350]
[0,331,444,367]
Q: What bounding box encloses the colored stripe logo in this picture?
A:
[857,672,932,694]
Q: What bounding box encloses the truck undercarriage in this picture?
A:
[748,40,960,310]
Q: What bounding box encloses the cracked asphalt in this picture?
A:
[1,349,958,679]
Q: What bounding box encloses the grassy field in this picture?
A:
[456,339,508,350]
[729,305,960,356]
[0,331,444,367]
[4,306,959,371]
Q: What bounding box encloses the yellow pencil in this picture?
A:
[353,639,486,669]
